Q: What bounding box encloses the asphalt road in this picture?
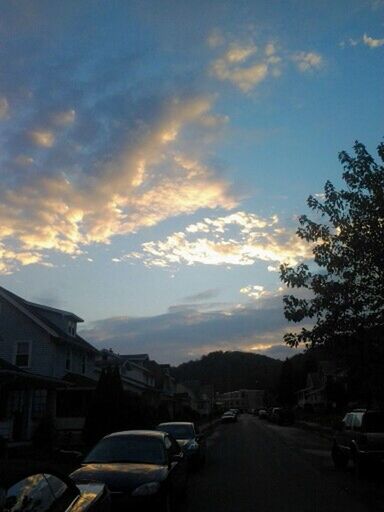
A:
[185,414,376,512]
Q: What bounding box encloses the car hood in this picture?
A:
[71,463,168,493]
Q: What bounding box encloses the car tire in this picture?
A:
[332,444,348,469]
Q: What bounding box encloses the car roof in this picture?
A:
[104,430,166,439]
[157,422,194,427]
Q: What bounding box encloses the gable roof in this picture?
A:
[0,286,98,354]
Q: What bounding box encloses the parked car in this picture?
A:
[332,409,384,474]
[0,468,111,511]
[71,430,188,511]
[269,407,282,423]
[221,411,237,423]
[156,421,206,468]
[258,409,268,419]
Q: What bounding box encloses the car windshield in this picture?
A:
[363,413,384,433]
[84,436,166,465]
[158,424,194,440]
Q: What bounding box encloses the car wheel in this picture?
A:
[332,444,348,469]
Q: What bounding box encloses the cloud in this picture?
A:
[210,39,280,92]
[340,34,384,49]
[240,285,269,300]
[0,96,236,273]
[29,130,55,147]
[80,300,292,364]
[182,289,220,302]
[125,211,311,269]
[0,97,9,119]
[209,33,323,91]
[207,29,225,48]
[51,109,76,126]
[363,33,384,48]
[292,52,323,72]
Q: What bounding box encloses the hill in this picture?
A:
[172,350,283,393]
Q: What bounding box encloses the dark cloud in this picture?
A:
[181,288,220,302]
[80,303,291,364]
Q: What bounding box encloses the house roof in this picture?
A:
[0,286,98,354]
[120,354,149,365]
[62,372,98,388]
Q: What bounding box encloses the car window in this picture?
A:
[157,424,195,439]
[352,413,363,430]
[84,435,167,465]
[343,414,353,429]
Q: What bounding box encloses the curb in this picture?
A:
[295,420,334,439]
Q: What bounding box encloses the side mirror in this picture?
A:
[171,453,184,463]
[196,434,204,442]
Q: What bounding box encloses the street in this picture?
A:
[185,414,383,512]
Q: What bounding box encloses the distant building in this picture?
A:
[220,389,265,410]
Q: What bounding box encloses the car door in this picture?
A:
[337,413,353,454]
[165,435,187,497]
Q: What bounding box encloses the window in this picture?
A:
[65,348,72,371]
[15,341,31,367]
[68,320,76,336]
[32,390,47,420]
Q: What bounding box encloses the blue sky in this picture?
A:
[0,0,383,363]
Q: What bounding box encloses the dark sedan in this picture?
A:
[71,430,188,511]
[156,422,206,468]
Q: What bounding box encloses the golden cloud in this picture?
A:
[363,33,384,48]
[51,109,76,125]
[29,129,55,147]
[124,211,312,268]
[0,97,236,273]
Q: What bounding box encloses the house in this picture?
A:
[0,357,66,443]
[176,381,215,417]
[296,360,342,410]
[220,389,265,411]
[0,286,98,379]
[0,286,99,442]
[95,351,156,394]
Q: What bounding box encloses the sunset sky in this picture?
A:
[0,0,383,363]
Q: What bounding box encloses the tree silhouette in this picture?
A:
[280,140,384,348]
[280,140,384,405]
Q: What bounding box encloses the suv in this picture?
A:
[332,409,384,474]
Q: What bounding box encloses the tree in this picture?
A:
[280,140,384,347]
[280,140,384,404]
[83,366,128,446]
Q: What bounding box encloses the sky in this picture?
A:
[0,0,383,364]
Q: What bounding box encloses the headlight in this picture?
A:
[187,441,199,450]
[131,482,161,496]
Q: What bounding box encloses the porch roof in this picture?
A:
[0,358,68,389]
